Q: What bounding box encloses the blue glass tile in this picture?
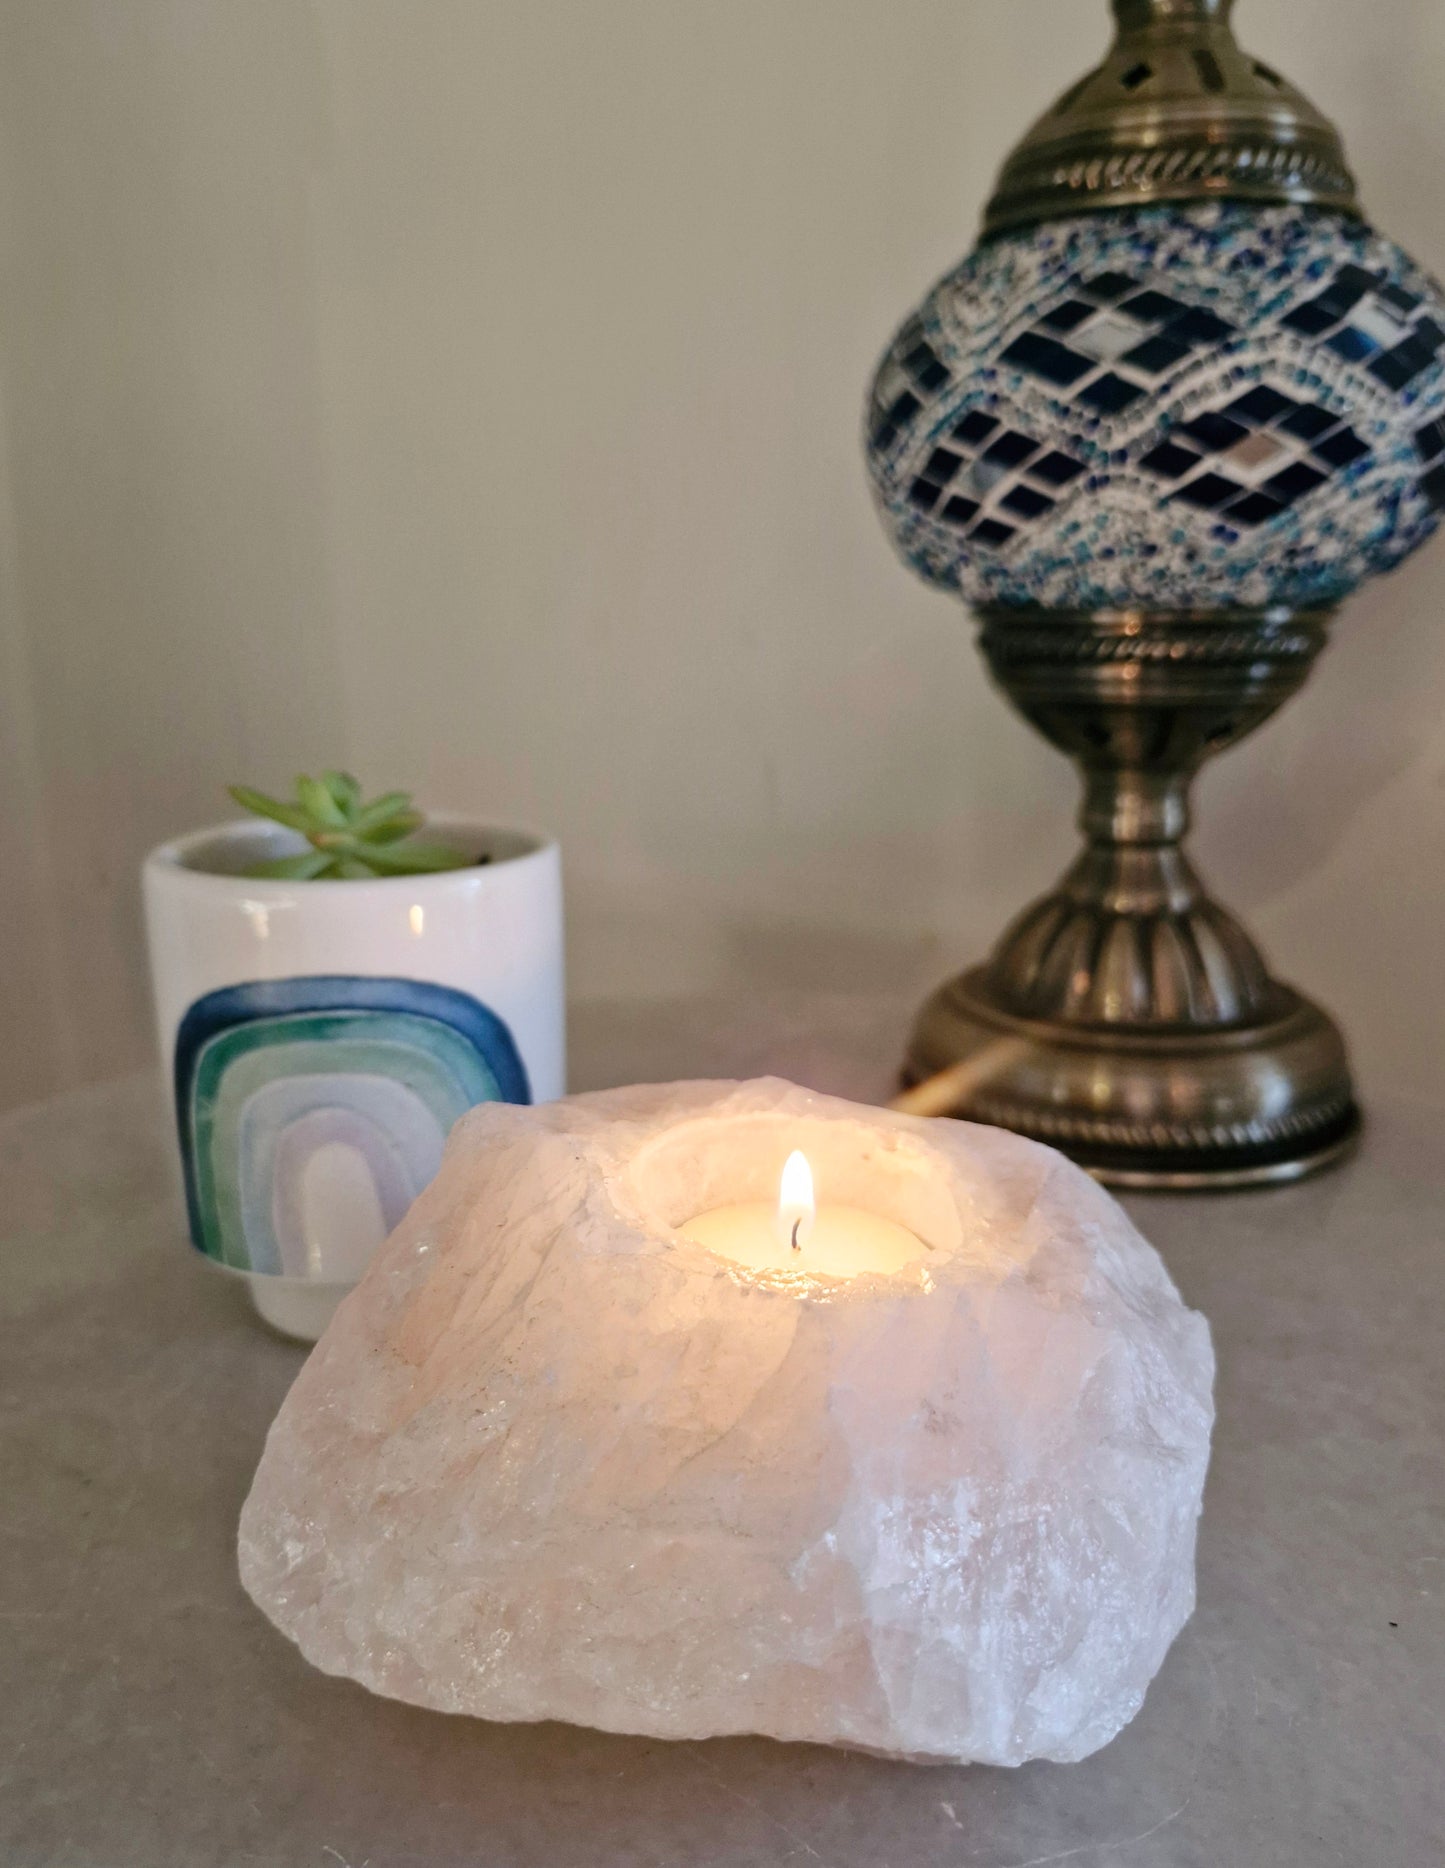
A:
[1313,427,1371,469]
[1141,440,1203,479]
[1226,491,1287,527]
[1282,301,1338,337]
[1078,373,1145,415]
[1080,271,1137,302]
[923,448,964,484]
[1179,411,1250,452]
[969,458,1008,495]
[940,494,980,528]
[1414,420,1445,463]
[1029,450,1087,486]
[984,430,1040,467]
[1277,403,1340,443]
[1040,300,1095,334]
[1121,334,1193,376]
[1173,473,1244,511]
[953,410,999,446]
[1226,385,1296,424]
[1263,462,1328,505]
[904,343,950,392]
[1122,290,1185,324]
[1371,345,1426,391]
[1371,334,1440,391]
[1166,306,1234,346]
[1316,264,1379,315]
[1001,484,1056,521]
[1000,331,1094,387]
[1326,326,1380,364]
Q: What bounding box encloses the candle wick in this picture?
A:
[791,1219,802,1253]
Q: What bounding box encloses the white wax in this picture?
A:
[679,1202,925,1280]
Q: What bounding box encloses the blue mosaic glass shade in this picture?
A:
[866,203,1445,611]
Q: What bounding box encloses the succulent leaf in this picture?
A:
[296,774,348,829]
[350,790,415,833]
[321,770,362,815]
[230,775,474,879]
[354,840,472,874]
[363,811,426,845]
[228,785,314,834]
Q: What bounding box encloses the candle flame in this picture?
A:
[777,1150,815,1253]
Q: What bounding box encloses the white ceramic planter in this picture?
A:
[143,817,563,1340]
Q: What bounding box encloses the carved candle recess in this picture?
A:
[867,0,1445,1186]
[240,1081,1214,1766]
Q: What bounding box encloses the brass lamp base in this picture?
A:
[906,970,1359,1190]
[907,603,1360,1190]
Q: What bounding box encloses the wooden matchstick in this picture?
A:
[888,1039,1032,1120]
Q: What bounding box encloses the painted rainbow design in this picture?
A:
[174,976,529,1278]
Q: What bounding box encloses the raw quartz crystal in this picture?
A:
[239,1079,1215,1766]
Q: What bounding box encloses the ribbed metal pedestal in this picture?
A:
[904,605,1360,1189]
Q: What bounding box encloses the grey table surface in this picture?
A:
[2,990,1442,1868]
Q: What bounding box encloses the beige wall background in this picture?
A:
[1,0,1443,1113]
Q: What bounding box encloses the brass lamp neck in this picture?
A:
[982,0,1358,238]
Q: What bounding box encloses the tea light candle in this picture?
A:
[679,1149,925,1280]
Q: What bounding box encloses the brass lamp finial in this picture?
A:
[1111,0,1234,24]
[983,0,1358,237]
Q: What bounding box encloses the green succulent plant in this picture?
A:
[229,773,476,880]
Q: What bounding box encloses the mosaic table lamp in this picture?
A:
[867,0,1445,1186]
